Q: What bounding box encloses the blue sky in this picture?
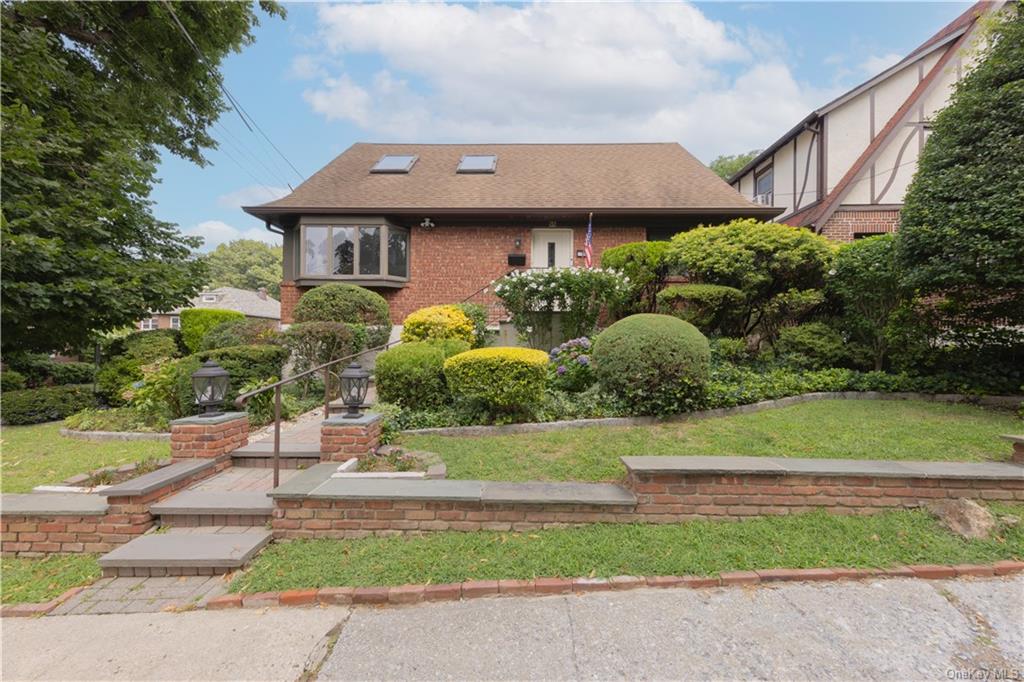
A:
[152,1,971,251]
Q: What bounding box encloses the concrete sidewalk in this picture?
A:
[3,576,1022,681]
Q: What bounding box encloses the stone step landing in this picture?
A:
[98,527,272,577]
[150,491,273,528]
[230,441,322,469]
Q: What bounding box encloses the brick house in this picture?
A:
[728,1,1002,241]
[138,286,280,331]
[242,143,779,324]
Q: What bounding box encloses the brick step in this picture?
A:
[98,527,272,578]
[231,442,322,468]
[150,491,272,528]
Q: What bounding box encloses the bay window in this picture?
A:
[301,222,409,281]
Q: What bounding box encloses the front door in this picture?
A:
[531,228,574,269]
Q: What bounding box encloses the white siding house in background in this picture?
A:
[729,1,1002,241]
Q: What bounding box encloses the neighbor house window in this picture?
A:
[170,316,181,330]
[201,293,218,303]
[301,223,410,280]
[140,318,158,331]
[755,166,774,205]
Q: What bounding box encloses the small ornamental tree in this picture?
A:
[668,219,834,345]
[599,241,671,313]
[492,267,630,349]
[897,6,1024,345]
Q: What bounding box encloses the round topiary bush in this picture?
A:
[293,284,392,347]
[375,339,470,410]
[592,313,710,415]
[443,347,548,418]
[400,305,476,345]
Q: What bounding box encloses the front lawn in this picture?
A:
[401,399,1020,482]
[0,554,101,604]
[231,504,1024,593]
[0,422,170,492]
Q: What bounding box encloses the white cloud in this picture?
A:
[216,185,289,209]
[184,220,282,251]
[299,2,839,160]
[859,53,903,76]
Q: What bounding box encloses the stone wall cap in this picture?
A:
[481,482,636,506]
[1001,434,1024,445]
[621,455,1024,480]
[101,459,215,497]
[307,478,484,501]
[0,493,108,516]
[268,463,344,498]
[170,412,248,426]
[322,412,383,427]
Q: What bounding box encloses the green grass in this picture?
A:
[402,400,1021,482]
[0,422,170,492]
[231,504,1024,593]
[0,554,101,604]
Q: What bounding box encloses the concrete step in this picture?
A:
[98,527,272,577]
[231,441,322,468]
[150,491,272,527]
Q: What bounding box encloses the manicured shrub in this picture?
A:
[200,318,281,351]
[709,337,750,364]
[198,344,290,398]
[656,283,745,335]
[179,309,246,353]
[1,385,98,425]
[775,323,850,370]
[284,322,367,381]
[401,305,476,345]
[592,314,710,415]
[292,284,392,347]
[444,347,549,418]
[600,241,672,313]
[1,369,27,392]
[454,303,489,348]
[376,339,471,409]
[668,219,834,343]
[548,337,596,392]
[103,329,184,362]
[96,357,143,405]
[65,407,168,433]
[2,353,94,387]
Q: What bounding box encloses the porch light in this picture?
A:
[339,363,371,418]
[191,360,230,417]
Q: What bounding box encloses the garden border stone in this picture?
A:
[400,391,1024,437]
[59,428,170,442]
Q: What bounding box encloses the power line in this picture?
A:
[161,0,303,184]
[746,155,928,200]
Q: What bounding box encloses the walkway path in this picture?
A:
[4,576,1022,680]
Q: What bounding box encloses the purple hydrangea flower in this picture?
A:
[577,355,589,365]
[556,365,567,375]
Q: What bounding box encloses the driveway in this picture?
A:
[3,576,1022,681]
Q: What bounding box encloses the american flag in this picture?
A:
[584,212,594,268]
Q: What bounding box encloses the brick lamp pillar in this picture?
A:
[320,413,383,461]
[1003,435,1024,464]
[170,412,250,459]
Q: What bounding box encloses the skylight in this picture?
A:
[371,154,418,174]
[457,154,497,174]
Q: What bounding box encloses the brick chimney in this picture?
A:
[257,287,268,300]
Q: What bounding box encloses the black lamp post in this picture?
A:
[191,360,230,417]
[339,362,370,418]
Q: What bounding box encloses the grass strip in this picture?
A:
[231,504,1023,593]
[402,400,1020,482]
[1,554,101,604]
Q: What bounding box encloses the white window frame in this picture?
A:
[299,221,410,281]
[140,318,159,331]
[169,316,181,330]
[201,294,218,303]
[755,165,774,205]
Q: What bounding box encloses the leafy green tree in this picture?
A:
[897,5,1024,343]
[204,239,283,298]
[708,150,761,180]
[1,2,284,354]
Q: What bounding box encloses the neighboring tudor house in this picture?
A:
[243,143,779,324]
[138,286,281,331]
[728,1,1002,241]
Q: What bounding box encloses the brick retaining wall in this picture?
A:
[169,413,249,459]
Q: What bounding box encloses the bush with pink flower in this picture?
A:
[548,337,596,392]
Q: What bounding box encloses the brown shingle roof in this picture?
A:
[245,143,770,215]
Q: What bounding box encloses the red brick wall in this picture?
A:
[279,225,647,324]
[170,416,249,459]
[819,209,901,242]
[321,420,383,461]
[272,471,1024,540]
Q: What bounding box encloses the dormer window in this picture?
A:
[755,166,774,205]
[371,154,418,174]
[201,294,218,303]
[457,155,497,174]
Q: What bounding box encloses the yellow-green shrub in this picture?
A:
[443,347,548,416]
[401,305,475,345]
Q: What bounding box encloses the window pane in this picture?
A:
[388,229,408,278]
[457,155,497,173]
[333,226,355,275]
[371,155,417,173]
[359,226,381,275]
[304,226,329,275]
[756,169,773,196]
